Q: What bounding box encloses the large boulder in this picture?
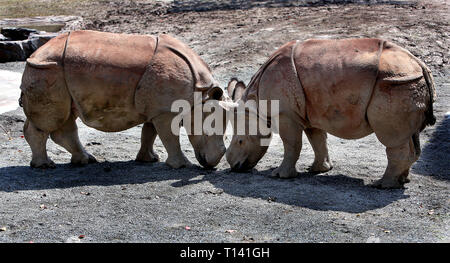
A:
[0,40,27,62]
[1,27,38,40]
[0,33,8,41]
[0,16,83,62]
[0,28,58,62]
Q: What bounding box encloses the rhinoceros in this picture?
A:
[225,38,436,188]
[20,30,228,169]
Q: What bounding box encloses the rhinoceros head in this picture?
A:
[223,79,271,172]
[184,86,235,169]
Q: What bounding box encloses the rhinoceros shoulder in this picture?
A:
[158,34,216,91]
[243,40,298,101]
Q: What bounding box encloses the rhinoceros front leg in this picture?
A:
[152,113,191,169]
[271,114,303,179]
[305,128,333,173]
[50,114,97,165]
[24,119,55,168]
[136,122,159,162]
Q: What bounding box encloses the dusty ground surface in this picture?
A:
[0,0,448,242]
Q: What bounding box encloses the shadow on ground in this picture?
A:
[0,160,408,213]
[412,116,450,181]
[204,169,408,213]
[0,161,195,192]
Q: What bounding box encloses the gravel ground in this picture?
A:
[0,0,448,242]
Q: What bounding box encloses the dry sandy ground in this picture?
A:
[0,0,448,242]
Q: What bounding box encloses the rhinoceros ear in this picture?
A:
[227,78,246,101]
[227,78,238,97]
[207,86,224,100]
[26,57,58,69]
[233,81,246,101]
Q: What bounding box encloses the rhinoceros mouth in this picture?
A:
[230,158,252,172]
[196,153,217,170]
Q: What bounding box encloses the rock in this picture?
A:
[0,16,83,32]
[0,30,58,63]
[0,41,28,61]
[0,16,82,62]
[1,27,38,41]
[28,32,58,51]
[0,33,8,41]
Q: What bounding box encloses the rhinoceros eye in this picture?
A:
[238,139,243,145]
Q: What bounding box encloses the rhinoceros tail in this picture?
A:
[19,92,23,107]
[384,42,437,129]
[398,45,437,128]
[419,61,437,127]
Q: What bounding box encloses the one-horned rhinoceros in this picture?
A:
[20,30,228,169]
[225,38,436,189]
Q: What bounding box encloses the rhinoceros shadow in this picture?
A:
[412,116,450,181]
[0,159,407,213]
[205,117,450,213]
[0,160,202,192]
[197,169,409,214]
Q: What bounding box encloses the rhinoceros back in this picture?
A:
[62,30,157,131]
[22,30,217,132]
[294,38,384,139]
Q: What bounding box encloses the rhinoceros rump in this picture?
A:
[20,30,226,169]
[225,38,436,189]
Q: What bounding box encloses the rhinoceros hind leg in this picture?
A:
[136,122,159,162]
[271,115,302,179]
[367,78,428,188]
[49,114,97,165]
[152,113,191,169]
[305,128,333,173]
[372,139,417,189]
[24,119,55,168]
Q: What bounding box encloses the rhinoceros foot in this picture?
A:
[30,159,56,169]
[371,169,411,189]
[371,178,405,189]
[166,155,192,169]
[309,160,333,174]
[271,165,298,179]
[136,150,159,163]
[70,152,97,166]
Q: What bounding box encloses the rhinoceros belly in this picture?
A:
[295,38,383,139]
[63,30,156,132]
